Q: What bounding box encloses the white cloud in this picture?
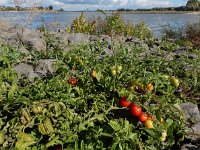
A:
[0,0,182,10]
[134,0,172,7]
[0,0,10,5]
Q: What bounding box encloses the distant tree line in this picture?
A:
[118,0,200,11]
[0,5,64,11]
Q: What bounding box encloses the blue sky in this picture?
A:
[0,0,187,11]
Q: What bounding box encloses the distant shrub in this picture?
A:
[66,12,152,39]
[161,24,185,39]
[186,21,200,47]
[161,21,200,47]
[67,12,96,34]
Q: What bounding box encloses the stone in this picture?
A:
[188,54,198,59]
[18,46,30,54]
[181,144,199,150]
[68,33,90,44]
[21,29,46,51]
[13,63,39,81]
[35,59,57,76]
[99,35,112,45]
[180,103,200,141]
[103,48,113,55]
[125,36,142,44]
[180,103,200,124]
[89,35,100,41]
[0,22,46,51]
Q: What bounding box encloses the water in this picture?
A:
[0,11,199,38]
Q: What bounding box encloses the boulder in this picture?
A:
[89,35,100,42]
[0,21,46,51]
[35,59,57,76]
[181,144,199,150]
[180,103,200,141]
[68,33,90,44]
[13,63,39,81]
[21,29,46,51]
[18,46,30,54]
[103,48,113,55]
[99,35,112,45]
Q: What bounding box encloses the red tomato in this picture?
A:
[68,77,77,86]
[138,112,148,123]
[119,97,131,107]
[55,145,63,150]
[130,103,142,117]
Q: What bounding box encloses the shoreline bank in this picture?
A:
[0,10,200,14]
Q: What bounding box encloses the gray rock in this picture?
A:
[125,36,142,44]
[68,33,90,44]
[99,35,112,45]
[18,46,30,54]
[186,122,200,141]
[172,48,198,59]
[164,53,174,61]
[22,29,46,51]
[188,54,198,59]
[89,35,100,41]
[114,36,126,42]
[180,103,200,123]
[13,63,39,81]
[142,42,149,48]
[56,33,70,45]
[180,103,200,141]
[103,48,113,55]
[0,22,46,51]
[35,59,57,76]
[181,144,199,150]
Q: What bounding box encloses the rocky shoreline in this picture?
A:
[0,22,200,150]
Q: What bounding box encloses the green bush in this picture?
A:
[66,12,152,39]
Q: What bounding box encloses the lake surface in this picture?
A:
[0,11,200,38]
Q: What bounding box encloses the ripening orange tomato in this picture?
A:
[144,119,154,129]
[146,83,154,92]
[91,70,97,78]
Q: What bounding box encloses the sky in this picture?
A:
[0,0,187,11]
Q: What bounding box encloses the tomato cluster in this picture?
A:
[119,97,154,128]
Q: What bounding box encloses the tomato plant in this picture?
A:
[0,19,198,149]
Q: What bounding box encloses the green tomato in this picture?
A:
[32,105,43,114]
[162,74,170,80]
[43,118,54,134]
[116,65,122,74]
[170,76,180,88]
[0,131,4,144]
[111,69,117,76]
[38,124,47,135]
[21,109,32,125]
